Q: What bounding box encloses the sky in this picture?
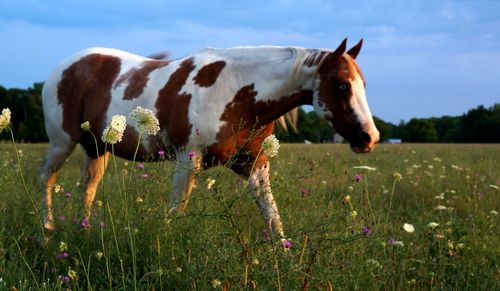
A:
[1,0,499,124]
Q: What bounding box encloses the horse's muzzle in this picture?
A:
[350,129,379,154]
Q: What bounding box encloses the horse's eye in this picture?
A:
[339,83,348,90]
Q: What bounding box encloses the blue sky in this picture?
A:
[1,0,499,123]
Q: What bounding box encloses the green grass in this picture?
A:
[0,142,499,290]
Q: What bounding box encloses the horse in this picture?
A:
[40,38,380,239]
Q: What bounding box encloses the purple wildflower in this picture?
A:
[187,151,196,160]
[355,174,362,182]
[58,215,65,222]
[137,163,145,169]
[262,229,271,241]
[300,187,310,196]
[196,128,200,135]
[363,226,371,236]
[65,192,72,199]
[282,239,293,249]
[56,252,69,260]
[388,238,396,245]
[99,221,106,229]
[61,276,70,284]
[142,173,149,179]
[158,150,165,158]
[81,217,90,230]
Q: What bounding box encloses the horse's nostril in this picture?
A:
[360,131,371,144]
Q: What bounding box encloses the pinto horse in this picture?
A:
[40,38,379,238]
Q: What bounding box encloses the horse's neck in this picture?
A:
[210,47,316,100]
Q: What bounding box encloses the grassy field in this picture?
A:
[0,142,498,290]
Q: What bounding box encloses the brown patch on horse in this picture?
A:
[205,84,312,173]
[193,60,226,87]
[156,58,196,148]
[57,54,121,155]
[116,60,169,100]
[317,55,363,140]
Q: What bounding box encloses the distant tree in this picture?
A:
[402,118,438,142]
[460,104,500,143]
[432,116,461,142]
[372,116,395,142]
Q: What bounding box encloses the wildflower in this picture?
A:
[129,106,160,135]
[363,226,371,236]
[61,276,70,285]
[137,163,145,169]
[428,222,439,229]
[489,184,499,190]
[281,239,293,249]
[158,150,165,159]
[176,267,182,273]
[365,259,382,269]
[354,174,362,182]
[80,121,91,131]
[68,269,77,280]
[96,200,103,208]
[434,193,445,200]
[56,252,69,260]
[435,205,447,210]
[101,114,126,144]
[300,187,310,197]
[81,217,90,230]
[403,223,415,233]
[261,134,280,158]
[142,173,149,179]
[54,184,62,193]
[350,210,358,218]
[262,229,271,241]
[393,172,403,181]
[196,128,200,135]
[95,251,104,260]
[212,279,222,288]
[344,195,351,203]
[206,178,216,190]
[490,210,498,216]
[434,234,445,239]
[353,165,377,171]
[252,258,259,265]
[0,108,11,133]
[187,151,196,160]
[59,241,68,252]
[136,197,144,203]
[65,192,72,199]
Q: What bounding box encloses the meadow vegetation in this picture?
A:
[0,141,498,290]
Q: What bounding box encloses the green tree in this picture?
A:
[402,118,438,142]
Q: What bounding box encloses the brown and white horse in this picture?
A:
[40,39,379,238]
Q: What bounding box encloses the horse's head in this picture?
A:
[313,38,379,153]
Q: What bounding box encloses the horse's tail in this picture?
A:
[277,108,299,132]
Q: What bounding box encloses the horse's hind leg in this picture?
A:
[40,140,76,231]
[82,152,110,222]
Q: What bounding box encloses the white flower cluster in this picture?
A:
[102,115,127,144]
[261,134,280,158]
[352,165,377,171]
[129,106,160,136]
[0,108,11,133]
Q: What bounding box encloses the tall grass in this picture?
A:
[0,142,498,289]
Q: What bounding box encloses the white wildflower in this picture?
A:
[261,134,280,158]
[59,241,68,252]
[434,193,445,200]
[80,121,91,131]
[490,210,498,216]
[0,108,11,133]
[95,251,104,260]
[393,172,403,181]
[365,259,382,269]
[353,165,377,171]
[403,223,415,233]
[206,178,216,190]
[435,205,447,210]
[176,267,182,273]
[428,222,439,229]
[102,115,127,144]
[68,269,77,280]
[212,279,222,288]
[489,184,499,190]
[350,210,358,218]
[129,106,160,135]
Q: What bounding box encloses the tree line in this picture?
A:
[1,83,499,143]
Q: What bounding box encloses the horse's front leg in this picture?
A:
[168,150,202,216]
[247,161,285,239]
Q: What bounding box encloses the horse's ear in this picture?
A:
[329,38,348,61]
[347,39,363,59]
